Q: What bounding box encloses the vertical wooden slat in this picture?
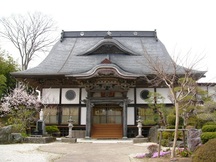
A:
[91,124,123,138]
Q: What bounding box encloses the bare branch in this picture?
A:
[0,12,58,70]
[142,47,205,158]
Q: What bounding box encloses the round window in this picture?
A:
[140,90,150,100]
[65,90,76,100]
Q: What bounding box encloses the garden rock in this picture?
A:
[148,125,159,142]
[187,128,202,151]
[0,125,13,144]
[11,133,23,143]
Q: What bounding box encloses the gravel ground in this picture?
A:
[0,140,150,162]
[0,143,62,162]
[0,140,191,162]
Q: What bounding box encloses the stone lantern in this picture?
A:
[136,116,144,138]
[61,116,77,143]
[66,116,74,138]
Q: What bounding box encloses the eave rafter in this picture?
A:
[67,64,139,80]
[15,77,79,88]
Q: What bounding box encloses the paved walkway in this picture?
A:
[39,139,155,162]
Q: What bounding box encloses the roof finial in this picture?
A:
[60,30,65,42]
[104,31,112,39]
[154,29,158,41]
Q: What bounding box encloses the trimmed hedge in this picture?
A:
[193,138,216,162]
[201,132,216,144]
[204,122,216,126]
[45,125,60,134]
[202,125,216,132]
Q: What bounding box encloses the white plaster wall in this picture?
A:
[208,86,216,101]
[156,88,172,104]
[61,88,80,104]
[136,88,154,104]
[127,88,134,104]
[199,86,207,91]
[81,107,86,125]
[42,88,60,104]
[81,88,87,103]
[127,107,135,125]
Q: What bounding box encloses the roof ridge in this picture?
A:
[60,30,157,40]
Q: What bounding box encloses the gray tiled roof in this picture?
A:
[12,31,205,78]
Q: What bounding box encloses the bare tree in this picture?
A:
[143,53,205,158]
[0,12,57,70]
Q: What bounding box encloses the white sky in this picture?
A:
[0,0,216,82]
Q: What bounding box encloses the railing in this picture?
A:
[157,129,188,157]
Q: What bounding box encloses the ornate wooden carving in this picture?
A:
[78,77,135,98]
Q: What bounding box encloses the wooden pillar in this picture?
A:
[85,99,93,139]
[122,99,128,139]
[182,130,186,150]
[158,130,162,157]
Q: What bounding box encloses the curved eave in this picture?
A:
[11,72,66,79]
[192,71,207,80]
[66,64,141,79]
[77,39,139,56]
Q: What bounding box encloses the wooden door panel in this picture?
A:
[91,124,123,138]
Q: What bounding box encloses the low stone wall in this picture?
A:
[61,138,77,143]
[72,130,85,138]
[133,138,148,143]
[24,137,56,143]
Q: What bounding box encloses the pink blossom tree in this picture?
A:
[0,85,41,133]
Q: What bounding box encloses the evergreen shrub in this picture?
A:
[161,131,173,141]
[161,139,169,147]
[143,119,157,125]
[196,119,208,129]
[202,125,216,132]
[166,114,183,126]
[45,125,60,134]
[192,138,216,162]
[204,122,216,126]
[201,132,216,144]
[187,116,197,126]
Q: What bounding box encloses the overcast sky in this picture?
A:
[0,0,216,82]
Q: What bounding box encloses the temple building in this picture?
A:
[12,31,208,139]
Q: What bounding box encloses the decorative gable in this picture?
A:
[78,39,138,56]
[101,58,112,64]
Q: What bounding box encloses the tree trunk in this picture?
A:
[171,102,179,158]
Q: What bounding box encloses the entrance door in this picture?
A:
[91,105,123,138]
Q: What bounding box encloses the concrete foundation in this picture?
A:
[24,137,56,143]
[61,138,77,143]
[133,138,148,143]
